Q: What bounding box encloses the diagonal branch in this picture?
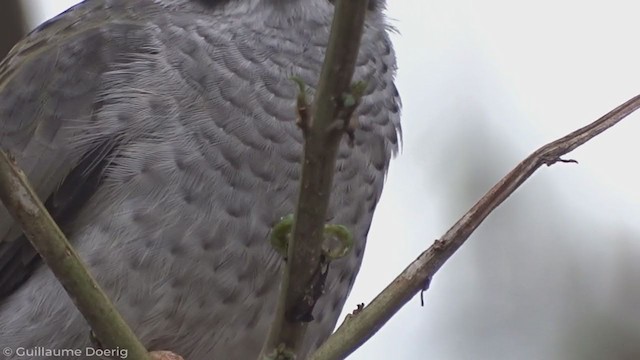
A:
[259,0,370,358]
[0,151,151,360]
[308,94,640,360]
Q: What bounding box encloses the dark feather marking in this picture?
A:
[0,139,116,301]
[193,0,233,9]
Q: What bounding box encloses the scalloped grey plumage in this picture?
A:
[0,0,401,358]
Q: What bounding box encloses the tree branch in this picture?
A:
[0,151,150,360]
[259,0,369,358]
[0,0,27,59]
[308,94,640,360]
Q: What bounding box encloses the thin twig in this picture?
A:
[259,0,370,358]
[0,151,150,360]
[308,94,640,360]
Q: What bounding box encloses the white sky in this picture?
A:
[24,1,640,359]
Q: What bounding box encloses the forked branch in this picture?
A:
[309,94,640,360]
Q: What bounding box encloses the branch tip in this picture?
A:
[308,94,640,360]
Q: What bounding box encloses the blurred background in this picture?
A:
[5,1,640,359]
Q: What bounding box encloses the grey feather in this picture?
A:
[0,0,400,358]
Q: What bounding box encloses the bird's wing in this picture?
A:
[0,2,146,299]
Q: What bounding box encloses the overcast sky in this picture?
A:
[23,1,640,359]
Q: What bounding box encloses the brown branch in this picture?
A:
[0,0,27,59]
[0,151,151,360]
[308,94,640,360]
[259,0,370,358]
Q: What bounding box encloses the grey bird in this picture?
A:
[0,0,400,358]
